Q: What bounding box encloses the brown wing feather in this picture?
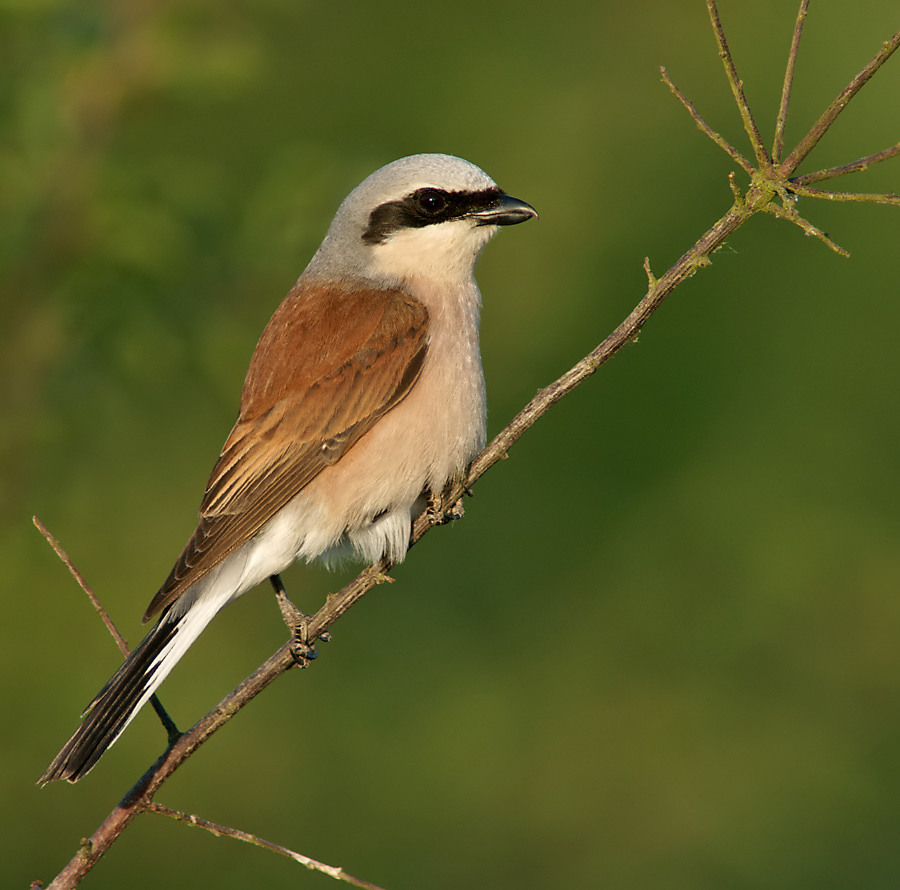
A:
[143,283,429,621]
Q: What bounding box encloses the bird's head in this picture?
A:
[305,153,537,287]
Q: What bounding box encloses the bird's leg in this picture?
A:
[269,574,327,666]
[149,695,182,745]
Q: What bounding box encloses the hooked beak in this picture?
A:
[470,193,538,227]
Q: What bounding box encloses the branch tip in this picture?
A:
[706,0,771,167]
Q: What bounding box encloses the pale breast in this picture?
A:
[277,277,486,565]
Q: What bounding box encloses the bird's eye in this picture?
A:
[414,188,448,216]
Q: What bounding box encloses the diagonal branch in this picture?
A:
[773,0,810,162]
[33,199,761,890]
[33,517,131,657]
[763,198,850,257]
[149,804,388,890]
[660,66,754,175]
[793,143,900,185]
[33,517,179,740]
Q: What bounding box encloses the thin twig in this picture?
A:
[33,516,130,657]
[764,200,850,257]
[707,0,771,167]
[793,143,900,185]
[773,0,810,162]
[148,804,388,890]
[781,29,900,175]
[33,516,180,742]
[660,66,754,175]
[789,184,900,205]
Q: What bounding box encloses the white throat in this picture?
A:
[371,220,498,285]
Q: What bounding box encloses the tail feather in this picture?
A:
[39,613,182,785]
[41,543,258,784]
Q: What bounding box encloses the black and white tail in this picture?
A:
[39,600,217,784]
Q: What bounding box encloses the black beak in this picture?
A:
[470,193,538,226]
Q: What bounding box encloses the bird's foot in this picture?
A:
[270,574,329,666]
[425,487,467,526]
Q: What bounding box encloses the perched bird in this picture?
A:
[40,153,537,784]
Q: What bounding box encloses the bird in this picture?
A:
[39,153,537,784]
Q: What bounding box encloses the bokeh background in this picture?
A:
[4,1,900,887]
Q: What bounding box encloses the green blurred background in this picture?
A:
[4,0,900,887]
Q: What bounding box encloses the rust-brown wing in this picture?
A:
[143,283,429,621]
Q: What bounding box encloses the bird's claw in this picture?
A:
[425,488,466,526]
